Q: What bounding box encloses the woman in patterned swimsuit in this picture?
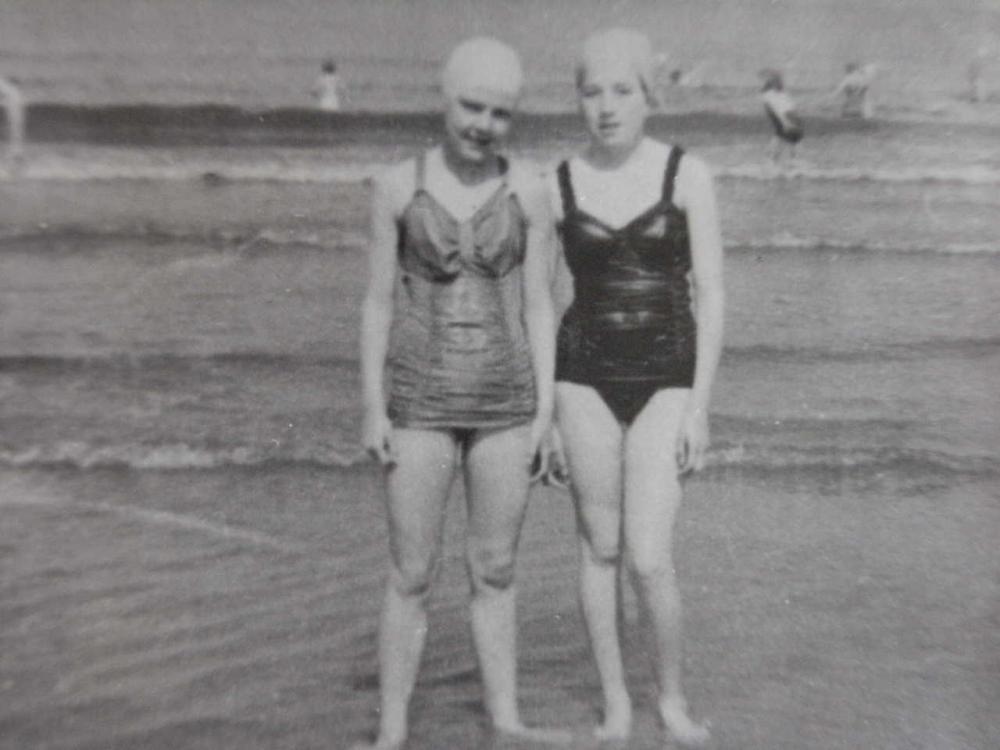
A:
[356,38,564,749]
[548,28,725,746]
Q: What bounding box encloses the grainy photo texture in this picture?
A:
[1,2,997,749]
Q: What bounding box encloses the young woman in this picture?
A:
[357,37,564,749]
[549,28,724,746]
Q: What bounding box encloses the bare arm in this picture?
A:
[359,170,402,462]
[515,167,558,452]
[676,155,724,471]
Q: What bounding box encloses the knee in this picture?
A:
[466,544,517,592]
[389,556,438,598]
[582,534,622,567]
[626,546,675,586]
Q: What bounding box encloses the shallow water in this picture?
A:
[1,110,999,748]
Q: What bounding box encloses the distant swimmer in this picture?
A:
[311,57,342,111]
[0,75,25,164]
[759,69,803,164]
[967,46,991,103]
[830,62,878,119]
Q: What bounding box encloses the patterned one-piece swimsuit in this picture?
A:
[387,153,536,431]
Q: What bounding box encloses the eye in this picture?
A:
[459,98,486,114]
[490,107,513,122]
[580,84,601,99]
[613,83,635,96]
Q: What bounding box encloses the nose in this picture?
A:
[470,109,493,132]
[598,91,615,116]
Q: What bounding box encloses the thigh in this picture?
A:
[556,382,624,551]
[385,427,460,567]
[622,389,689,559]
[462,424,534,552]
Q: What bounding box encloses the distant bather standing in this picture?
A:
[312,58,342,111]
[0,76,25,163]
[759,69,803,164]
[830,62,877,119]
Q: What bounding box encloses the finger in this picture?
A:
[676,435,690,474]
[530,450,548,483]
[381,435,397,467]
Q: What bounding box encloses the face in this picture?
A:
[443,88,516,163]
[577,55,650,152]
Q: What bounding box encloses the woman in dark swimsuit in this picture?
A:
[549,28,724,746]
[358,38,564,749]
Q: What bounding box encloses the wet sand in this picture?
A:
[2,465,997,749]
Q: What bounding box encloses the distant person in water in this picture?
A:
[759,69,803,164]
[831,62,877,119]
[312,57,342,111]
[355,37,566,750]
[967,46,991,103]
[546,27,723,747]
[0,76,25,165]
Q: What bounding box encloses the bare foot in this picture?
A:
[494,721,574,745]
[658,697,710,747]
[594,695,632,742]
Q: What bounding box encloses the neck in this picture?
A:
[440,141,501,185]
[585,135,646,170]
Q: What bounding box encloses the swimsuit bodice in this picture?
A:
[397,154,527,282]
[557,146,692,330]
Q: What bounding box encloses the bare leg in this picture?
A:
[355,428,458,750]
[463,424,571,745]
[624,390,709,747]
[556,383,631,740]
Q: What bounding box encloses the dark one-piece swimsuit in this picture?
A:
[555,146,696,425]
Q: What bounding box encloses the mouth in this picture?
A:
[597,121,620,135]
[462,131,494,149]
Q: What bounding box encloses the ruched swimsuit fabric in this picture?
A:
[555,147,696,425]
[387,153,536,430]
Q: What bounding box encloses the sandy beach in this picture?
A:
[3,465,998,749]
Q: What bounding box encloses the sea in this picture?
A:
[1,2,999,749]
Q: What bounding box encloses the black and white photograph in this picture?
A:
[1,2,998,748]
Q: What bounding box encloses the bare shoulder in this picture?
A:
[674,151,715,209]
[508,158,551,219]
[372,158,417,217]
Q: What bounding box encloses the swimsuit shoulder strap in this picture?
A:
[662,146,685,205]
[556,160,576,216]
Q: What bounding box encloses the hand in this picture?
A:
[676,404,709,475]
[530,424,570,488]
[361,408,396,467]
[528,415,551,483]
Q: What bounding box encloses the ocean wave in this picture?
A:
[5,160,1000,188]
[1,222,994,257]
[2,438,994,479]
[0,223,367,253]
[724,336,1000,364]
[717,162,1000,186]
[0,441,366,472]
[709,442,999,479]
[731,233,998,255]
[0,350,358,372]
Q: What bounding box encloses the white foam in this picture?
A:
[717,162,1000,186]
[5,154,1000,187]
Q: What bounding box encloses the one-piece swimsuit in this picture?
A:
[555,146,695,425]
[387,152,536,432]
